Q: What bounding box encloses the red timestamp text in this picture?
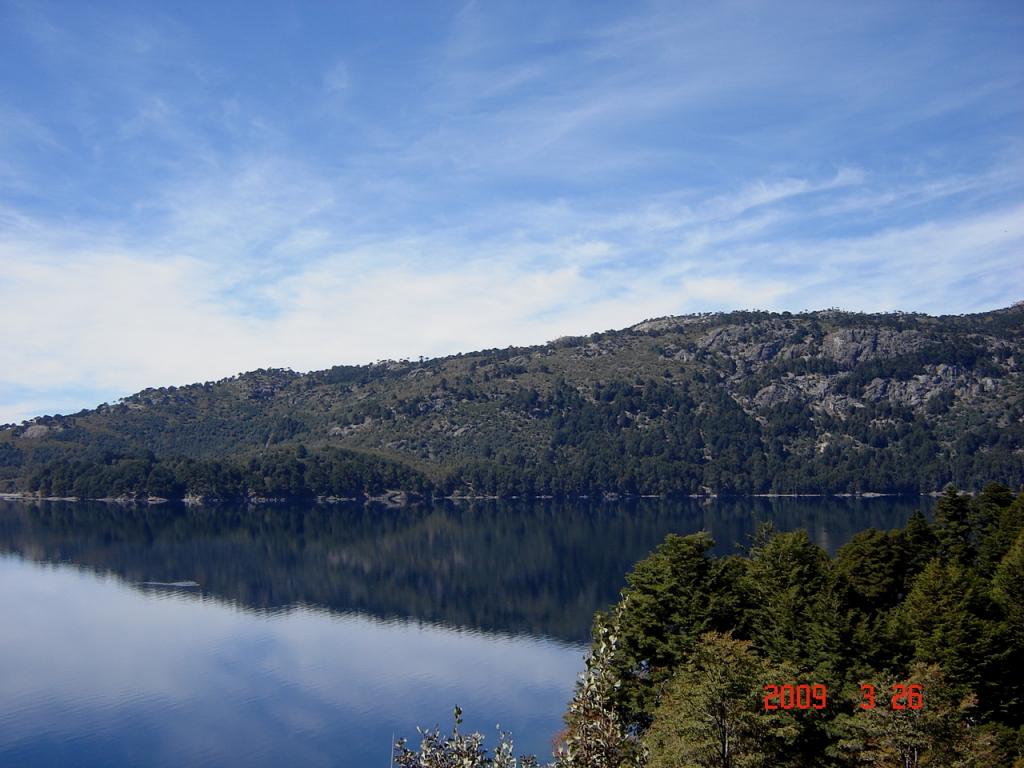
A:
[859,683,924,710]
[763,684,827,710]
[763,683,925,711]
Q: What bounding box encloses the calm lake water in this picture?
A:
[0,496,929,767]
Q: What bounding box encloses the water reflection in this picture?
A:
[0,497,927,643]
[0,497,927,766]
[0,557,578,767]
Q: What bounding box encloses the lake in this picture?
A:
[0,496,929,767]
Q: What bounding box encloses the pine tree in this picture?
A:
[933,486,975,566]
[894,559,987,692]
[896,510,937,589]
[607,532,718,728]
[742,530,840,675]
[979,492,1024,576]
[989,530,1024,726]
[992,530,1024,639]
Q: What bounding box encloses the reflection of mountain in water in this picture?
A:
[0,497,927,642]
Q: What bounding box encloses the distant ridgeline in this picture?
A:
[2,305,1022,499]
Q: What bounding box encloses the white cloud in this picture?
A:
[2,169,1020,423]
[0,249,259,393]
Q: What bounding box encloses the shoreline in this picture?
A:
[0,489,951,505]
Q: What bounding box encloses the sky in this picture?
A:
[1,0,1022,424]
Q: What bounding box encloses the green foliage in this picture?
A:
[555,611,645,768]
[833,664,1001,768]
[895,510,938,588]
[571,488,1024,766]
[979,489,1024,575]
[602,533,720,727]
[933,485,976,566]
[643,632,798,768]
[836,529,905,613]
[743,530,841,675]
[989,531,1024,723]
[992,530,1024,638]
[21,447,433,501]
[893,558,989,691]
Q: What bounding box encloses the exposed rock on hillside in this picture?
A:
[1,305,1021,498]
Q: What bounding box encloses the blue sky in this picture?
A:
[1,0,1022,423]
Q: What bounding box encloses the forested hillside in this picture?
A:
[2,305,1022,499]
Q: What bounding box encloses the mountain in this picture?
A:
[2,305,1022,499]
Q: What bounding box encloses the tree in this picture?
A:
[643,632,797,768]
[836,529,904,612]
[605,532,718,728]
[979,491,1024,576]
[836,528,909,673]
[933,486,975,566]
[895,510,937,592]
[894,558,987,691]
[556,608,645,768]
[741,530,841,678]
[989,530,1024,725]
[992,530,1024,639]
[834,664,1002,767]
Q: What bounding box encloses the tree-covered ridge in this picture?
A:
[398,485,1024,766]
[2,305,1022,498]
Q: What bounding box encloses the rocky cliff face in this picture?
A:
[692,321,1014,417]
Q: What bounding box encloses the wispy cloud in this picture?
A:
[2,167,1020,423]
[0,0,1021,421]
